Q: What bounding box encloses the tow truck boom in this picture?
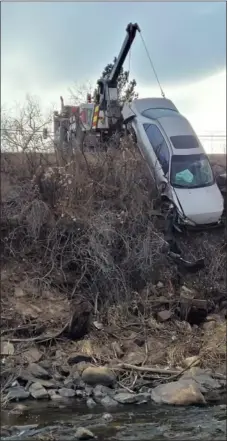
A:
[108,23,141,85]
[94,23,140,135]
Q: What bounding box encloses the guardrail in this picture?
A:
[198,135,226,154]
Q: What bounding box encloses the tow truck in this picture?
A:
[48,23,226,271]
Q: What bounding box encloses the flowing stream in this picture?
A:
[1,401,227,441]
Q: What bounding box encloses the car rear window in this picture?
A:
[141,108,178,119]
[170,135,199,149]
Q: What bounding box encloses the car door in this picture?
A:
[135,120,171,186]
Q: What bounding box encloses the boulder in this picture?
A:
[102,413,113,422]
[93,384,115,400]
[75,390,86,398]
[29,382,49,400]
[27,363,51,380]
[113,392,138,404]
[182,368,225,402]
[86,398,97,408]
[100,395,119,408]
[157,310,173,322]
[151,379,206,405]
[59,388,76,398]
[82,366,116,387]
[75,427,96,440]
[113,391,150,404]
[7,386,30,401]
[23,348,42,363]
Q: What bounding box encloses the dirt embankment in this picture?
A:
[1,146,226,406]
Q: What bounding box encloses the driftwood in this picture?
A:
[112,362,226,381]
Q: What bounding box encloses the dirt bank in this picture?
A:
[1,145,226,408]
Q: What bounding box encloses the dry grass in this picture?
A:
[1,142,227,374]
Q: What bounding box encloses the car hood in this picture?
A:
[173,183,224,225]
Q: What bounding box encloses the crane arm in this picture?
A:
[108,23,140,86]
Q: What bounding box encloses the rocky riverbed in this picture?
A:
[2,359,226,410]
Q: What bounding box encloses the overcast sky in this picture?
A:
[2,1,226,135]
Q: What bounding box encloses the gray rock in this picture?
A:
[135,392,151,404]
[34,357,49,368]
[72,377,86,389]
[93,384,115,400]
[27,363,51,380]
[48,389,58,396]
[7,386,30,401]
[85,386,93,397]
[75,390,86,398]
[87,398,97,408]
[182,369,226,402]
[50,393,65,401]
[101,395,118,408]
[29,382,49,400]
[35,379,58,388]
[63,378,75,389]
[151,379,206,405]
[113,391,150,404]
[183,369,222,390]
[113,392,138,404]
[82,366,116,387]
[102,413,113,422]
[59,388,76,398]
[75,427,96,439]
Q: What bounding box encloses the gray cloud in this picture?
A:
[2,2,226,92]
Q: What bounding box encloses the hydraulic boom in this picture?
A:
[94,23,140,135]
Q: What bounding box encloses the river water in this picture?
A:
[1,401,227,441]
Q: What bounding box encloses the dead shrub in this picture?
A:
[1,140,226,312]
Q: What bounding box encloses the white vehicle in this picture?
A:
[122,97,224,228]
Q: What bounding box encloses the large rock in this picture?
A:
[113,391,150,404]
[27,363,51,380]
[100,395,119,408]
[29,382,49,399]
[151,379,206,405]
[59,388,76,398]
[82,367,116,387]
[86,398,97,408]
[7,386,30,401]
[182,368,226,402]
[113,392,138,404]
[75,427,96,440]
[93,384,115,400]
[23,348,42,363]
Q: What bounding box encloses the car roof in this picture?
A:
[132,97,178,114]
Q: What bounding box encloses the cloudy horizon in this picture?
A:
[2,1,226,143]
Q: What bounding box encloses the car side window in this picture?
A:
[144,124,170,175]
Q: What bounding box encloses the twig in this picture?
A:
[117,381,134,394]
[114,363,180,375]
[1,323,40,335]
[3,320,70,343]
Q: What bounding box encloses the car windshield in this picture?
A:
[170,154,214,188]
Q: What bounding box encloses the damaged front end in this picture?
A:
[161,202,206,273]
